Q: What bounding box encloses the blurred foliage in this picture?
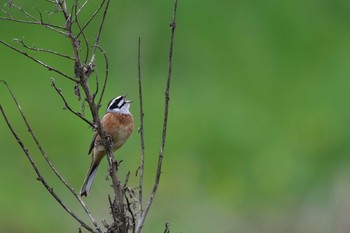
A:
[1,0,350,232]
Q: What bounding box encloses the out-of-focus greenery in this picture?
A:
[1,0,350,232]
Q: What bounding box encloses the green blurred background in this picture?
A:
[1,0,350,232]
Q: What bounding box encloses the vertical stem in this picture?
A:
[137,37,145,217]
[135,0,178,232]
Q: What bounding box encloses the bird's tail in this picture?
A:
[80,162,99,197]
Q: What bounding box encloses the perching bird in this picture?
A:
[80,95,134,196]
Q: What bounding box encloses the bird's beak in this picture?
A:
[123,93,133,103]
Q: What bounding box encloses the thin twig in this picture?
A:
[13,38,75,60]
[55,0,70,22]
[94,45,109,109]
[0,105,97,233]
[0,80,101,233]
[7,2,38,22]
[163,223,170,233]
[125,193,136,233]
[71,0,89,23]
[137,37,145,217]
[0,4,68,35]
[73,0,90,64]
[108,195,117,222]
[0,40,76,82]
[0,7,11,17]
[51,79,96,128]
[93,71,100,101]
[135,0,178,231]
[123,171,131,190]
[70,0,78,19]
[0,16,67,31]
[77,0,106,38]
[89,0,110,66]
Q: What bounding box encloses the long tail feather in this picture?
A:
[80,162,99,197]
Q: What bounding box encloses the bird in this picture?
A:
[80,95,134,197]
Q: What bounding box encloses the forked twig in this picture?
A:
[0,40,76,82]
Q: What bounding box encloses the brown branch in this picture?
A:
[78,71,128,232]
[0,40,77,82]
[137,37,145,217]
[0,80,102,233]
[0,105,97,233]
[136,0,178,231]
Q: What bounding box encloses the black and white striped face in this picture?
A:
[106,95,132,114]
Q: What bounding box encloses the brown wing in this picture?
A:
[88,133,98,154]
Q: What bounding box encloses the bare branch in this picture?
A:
[137,37,145,217]
[0,40,77,82]
[13,38,75,60]
[77,72,127,232]
[136,0,178,231]
[0,106,96,232]
[0,104,96,233]
[0,80,101,232]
